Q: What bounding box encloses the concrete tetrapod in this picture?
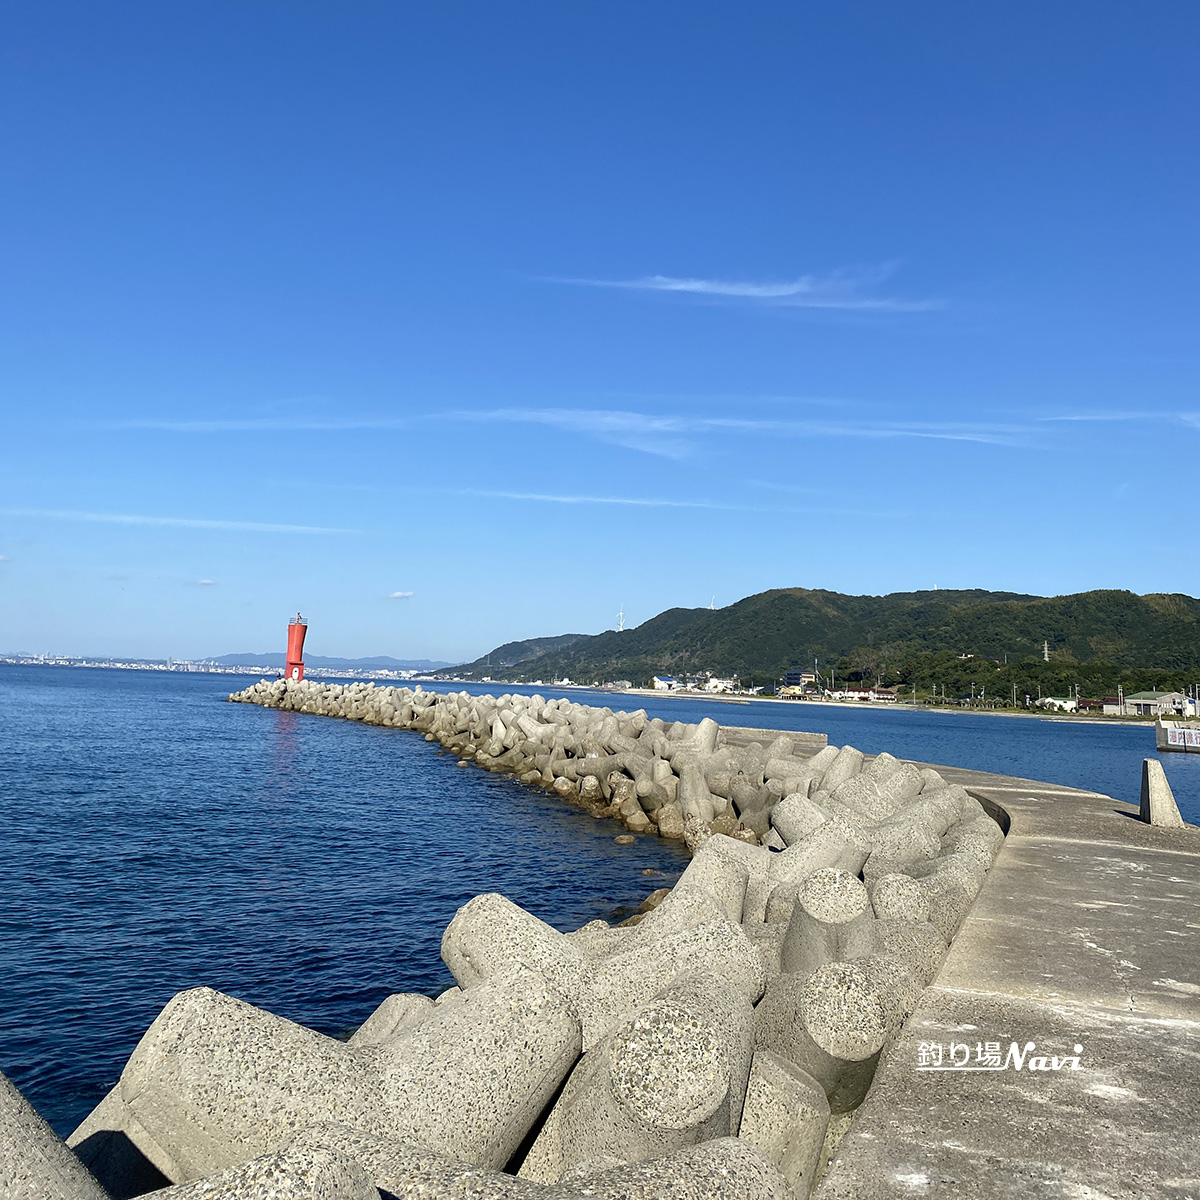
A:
[778,868,878,978]
[518,974,755,1184]
[769,794,827,847]
[441,893,765,1050]
[348,993,436,1048]
[753,826,871,924]
[737,1049,831,1199]
[281,1126,790,1199]
[88,966,581,1184]
[142,1144,377,1200]
[754,956,913,1114]
[0,1069,109,1200]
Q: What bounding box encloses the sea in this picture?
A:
[2,663,1197,1136]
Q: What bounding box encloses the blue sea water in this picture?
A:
[0,666,690,1136]
[1,665,1195,1138]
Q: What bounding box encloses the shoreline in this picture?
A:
[458,682,1160,729]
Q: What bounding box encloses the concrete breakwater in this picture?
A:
[3,678,1008,1200]
[226,678,834,843]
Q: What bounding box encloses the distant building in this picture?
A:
[828,687,897,703]
[784,669,817,688]
[704,677,737,693]
[1119,691,1193,718]
[1036,696,1078,713]
[651,675,678,691]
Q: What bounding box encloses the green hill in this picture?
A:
[473,633,589,670]
[456,588,1200,699]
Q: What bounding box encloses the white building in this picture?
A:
[1118,691,1194,718]
[651,675,678,691]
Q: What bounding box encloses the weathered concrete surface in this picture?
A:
[0,1069,109,1200]
[815,763,1200,1200]
[1141,757,1186,828]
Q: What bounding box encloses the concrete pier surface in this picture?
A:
[816,760,1200,1198]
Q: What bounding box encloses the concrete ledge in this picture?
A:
[816,766,1200,1198]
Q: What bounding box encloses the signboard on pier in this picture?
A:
[1157,721,1200,752]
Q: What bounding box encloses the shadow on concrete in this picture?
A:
[72,1129,169,1200]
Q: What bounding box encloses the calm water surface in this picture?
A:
[0,666,689,1134]
[2,666,1196,1136]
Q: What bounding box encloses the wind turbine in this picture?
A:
[617,606,625,632]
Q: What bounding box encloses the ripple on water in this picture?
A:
[0,666,689,1135]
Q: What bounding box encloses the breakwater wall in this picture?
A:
[4,679,1009,1200]
[227,678,832,843]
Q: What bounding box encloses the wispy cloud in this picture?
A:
[454,488,748,510]
[1040,411,1160,423]
[0,555,10,562]
[194,578,215,585]
[549,265,939,312]
[455,488,907,521]
[0,508,356,534]
[461,408,1027,454]
[389,590,415,599]
[104,399,1022,458]
[1040,411,1200,432]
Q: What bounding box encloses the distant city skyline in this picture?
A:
[2,4,1198,661]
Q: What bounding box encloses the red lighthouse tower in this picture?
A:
[286,613,308,681]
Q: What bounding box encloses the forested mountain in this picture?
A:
[455,588,1200,696]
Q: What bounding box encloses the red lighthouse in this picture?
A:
[286,613,308,681]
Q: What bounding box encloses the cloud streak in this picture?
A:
[389,590,415,599]
[454,489,748,510]
[1040,411,1200,432]
[1040,411,1161,423]
[104,401,1023,456]
[549,265,939,312]
[0,508,356,534]
[455,488,907,520]
[463,408,1027,451]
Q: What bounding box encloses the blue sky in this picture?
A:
[2,2,1198,662]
